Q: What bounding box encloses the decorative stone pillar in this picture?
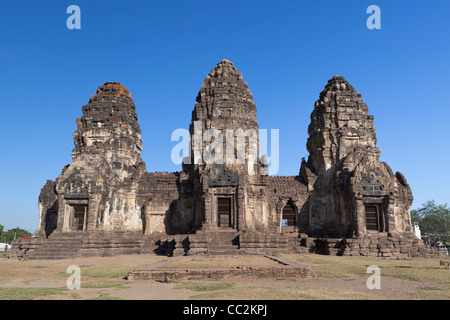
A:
[202,192,213,230]
[386,196,396,234]
[56,194,66,232]
[237,187,246,232]
[354,198,366,238]
[86,194,100,232]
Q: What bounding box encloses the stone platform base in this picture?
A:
[304,233,445,259]
[8,231,164,260]
[126,255,316,280]
[8,230,444,260]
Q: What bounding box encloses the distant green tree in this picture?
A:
[0,224,4,242]
[411,200,450,244]
[2,227,32,243]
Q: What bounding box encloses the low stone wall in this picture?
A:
[340,234,444,258]
[297,234,444,259]
[127,255,316,280]
[8,232,163,260]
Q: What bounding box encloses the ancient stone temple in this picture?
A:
[10,60,440,259]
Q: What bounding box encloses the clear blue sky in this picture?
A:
[1,1,449,232]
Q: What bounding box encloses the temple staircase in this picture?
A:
[17,233,84,260]
[188,229,240,255]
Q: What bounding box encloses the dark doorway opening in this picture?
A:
[217,198,231,228]
[365,205,381,231]
[73,205,87,231]
[282,201,296,227]
[44,201,58,237]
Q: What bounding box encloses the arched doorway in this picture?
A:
[282,200,296,228]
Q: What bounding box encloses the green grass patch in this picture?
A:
[22,279,39,284]
[60,264,142,279]
[413,282,450,300]
[86,293,125,300]
[69,292,83,300]
[0,287,67,300]
[174,281,236,292]
[284,254,450,283]
[81,280,130,289]
[190,286,382,300]
[58,264,144,279]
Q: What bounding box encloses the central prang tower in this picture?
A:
[185,59,270,233]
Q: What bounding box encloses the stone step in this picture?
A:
[26,252,78,259]
[207,244,239,250]
[206,249,240,255]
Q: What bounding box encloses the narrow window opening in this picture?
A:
[73,205,87,231]
[365,205,381,231]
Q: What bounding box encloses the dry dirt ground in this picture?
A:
[0,254,449,300]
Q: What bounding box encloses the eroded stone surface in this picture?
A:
[299,75,413,238]
[35,82,147,236]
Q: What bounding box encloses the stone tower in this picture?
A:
[72,82,144,174]
[35,82,147,237]
[189,59,259,171]
[185,59,269,232]
[300,75,413,237]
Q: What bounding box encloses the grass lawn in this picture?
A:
[283,254,450,282]
[189,286,382,300]
[1,254,448,300]
[81,263,144,278]
[171,254,450,300]
[0,287,68,300]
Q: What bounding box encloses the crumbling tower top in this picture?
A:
[191,59,258,128]
[188,60,260,169]
[306,75,378,174]
[71,82,143,169]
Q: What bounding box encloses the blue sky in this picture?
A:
[1,1,449,232]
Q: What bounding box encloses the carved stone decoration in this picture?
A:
[206,165,240,187]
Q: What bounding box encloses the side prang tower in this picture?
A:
[300,75,414,239]
[35,82,147,238]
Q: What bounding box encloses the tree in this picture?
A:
[411,200,450,245]
[1,227,32,243]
